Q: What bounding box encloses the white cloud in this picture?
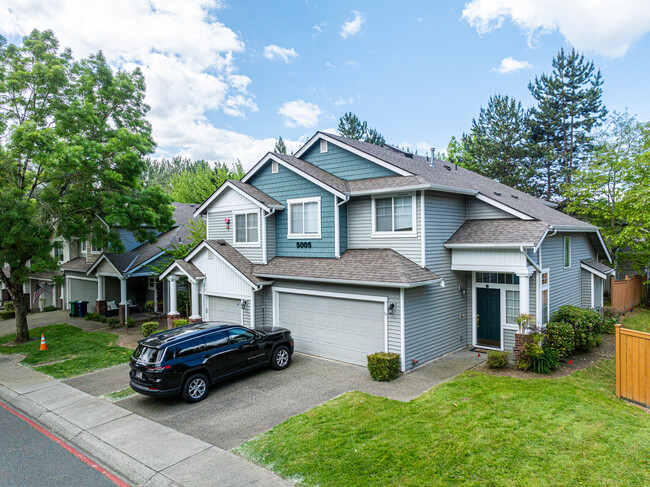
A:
[0,0,280,167]
[333,96,355,106]
[263,44,299,63]
[278,100,323,128]
[492,56,533,74]
[344,59,360,67]
[340,11,365,39]
[462,0,650,58]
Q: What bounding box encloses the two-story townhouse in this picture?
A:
[160,132,613,372]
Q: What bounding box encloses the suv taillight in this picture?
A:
[145,365,171,372]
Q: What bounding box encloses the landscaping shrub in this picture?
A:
[107,318,120,328]
[550,305,602,353]
[125,317,135,329]
[545,321,575,358]
[141,321,160,337]
[84,312,107,323]
[602,306,622,319]
[528,346,560,374]
[4,301,15,311]
[144,300,155,313]
[172,318,189,328]
[602,316,618,334]
[367,352,400,381]
[0,310,15,320]
[487,350,509,369]
[43,305,57,312]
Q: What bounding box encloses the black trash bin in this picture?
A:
[77,301,89,317]
[69,301,79,317]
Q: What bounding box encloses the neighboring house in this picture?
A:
[31,202,198,322]
[159,132,614,372]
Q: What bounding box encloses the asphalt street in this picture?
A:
[0,403,125,487]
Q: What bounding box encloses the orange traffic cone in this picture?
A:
[40,334,47,351]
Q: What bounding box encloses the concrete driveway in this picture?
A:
[83,350,484,450]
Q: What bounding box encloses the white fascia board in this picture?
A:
[126,251,164,275]
[251,274,441,288]
[158,261,200,284]
[444,243,536,249]
[294,132,413,177]
[186,241,259,289]
[86,254,123,277]
[475,194,534,220]
[580,262,612,280]
[549,226,612,263]
[451,263,529,273]
[193,180,274,218]
[533,227,551,253]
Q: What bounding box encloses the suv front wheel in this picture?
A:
[271,345,291,370]
[182,373,210,403]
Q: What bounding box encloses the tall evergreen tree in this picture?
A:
[337,112,385,145]
[450,95,541,195]
[274,135,287,154]
[528,48,607,200]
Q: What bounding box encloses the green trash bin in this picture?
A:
[69,301,79,317]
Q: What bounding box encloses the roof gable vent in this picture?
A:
[493,191,502,196]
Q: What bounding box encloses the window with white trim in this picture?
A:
[288,197,321,238]
[564,236,571,268]
[272,161,278,174]
[373,195,415,235]
[506,290,520,325]
[233,212,259,244]
[320,139,328,153]
[541,269,550,324]
[80,241,87,255]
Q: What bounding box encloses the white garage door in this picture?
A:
[277,292,385,366]
[208,296,241,324]
[68,278,98,313]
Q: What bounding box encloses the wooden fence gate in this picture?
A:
[610,275,643,312]
[615,324,650,408]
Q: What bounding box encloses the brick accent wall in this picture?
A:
[118,304,126,326]
[514,333,527,362]
[188,317,202,324]
[96,299,107,316]
[167,312,181,330]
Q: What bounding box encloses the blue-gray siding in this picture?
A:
[541,233,596,316]
[466,199,515,220]
[595,278,603,308]
[248,162,336,258]
[339,201,348,254]
[207,210,264,263]
[504,329,516,351]
[301,143,398,180]
[581,269,592,308]
[265,213,276,262]
[403,191,468,368]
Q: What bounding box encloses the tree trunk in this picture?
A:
[13,283,30,343]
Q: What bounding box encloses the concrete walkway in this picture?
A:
[0,354,292,487]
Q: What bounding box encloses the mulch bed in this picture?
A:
[475,333,616,379]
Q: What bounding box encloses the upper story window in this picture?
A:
[234,212,259,245]
[80,241,87,255]
[563,236,571,268]
[287,197,321,239]
[372,195,416,236]
[91,245,102,254]
[320,139,328,153]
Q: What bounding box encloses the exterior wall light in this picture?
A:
[387,303,396,315]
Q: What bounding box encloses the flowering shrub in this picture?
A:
[545,321,575,358]
[517,333,559,374]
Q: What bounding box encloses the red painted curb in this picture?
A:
[0,401,132,487]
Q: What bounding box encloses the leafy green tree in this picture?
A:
[0,30,174,342]
[337,112,385,145]
[274,136,287,155]
[169,161,244,204]
[142,156,196,188]
[450,95,541,195]
[564,111,650,271]
[529,48,607,199]
[148,218,206,275]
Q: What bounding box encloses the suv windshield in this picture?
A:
[133,345,163,364]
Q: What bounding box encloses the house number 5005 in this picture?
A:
[296,242,312,249]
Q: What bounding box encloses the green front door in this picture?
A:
[476,288,500,347]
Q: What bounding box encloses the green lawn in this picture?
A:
[237,359,649,486]
[0,324,132,379]
[620,306,650,333]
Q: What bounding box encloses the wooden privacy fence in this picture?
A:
[616,324,650,408]
[611,275,642,312]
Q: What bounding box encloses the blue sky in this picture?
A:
[2,0,650,168]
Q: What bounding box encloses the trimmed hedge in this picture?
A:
[545,321,575,358]
[144,300,155,313]
[125,317,135,328]
[4,301,15,312]
[84,312,107,323]
[43,305,57,312]
[141,321,160,337]
[0,310,15,320]
[172,318,189,328]
[487,350,508,369]
[367,352,400,381]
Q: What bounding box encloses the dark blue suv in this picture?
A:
[129,322,294,402]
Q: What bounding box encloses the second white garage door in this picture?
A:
[277,292,385,366]
[208,296,241,324]
[68,278,98,313]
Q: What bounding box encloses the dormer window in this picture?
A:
[287,197,321,239]
[272,160,278,174]
[372,194,416,236]
[233,212,259,245]
[320,139,328,153]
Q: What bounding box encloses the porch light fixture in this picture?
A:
[459,285,466,296]
[387,303,396,315]
[439,279,446,288]
[240,299,248,310]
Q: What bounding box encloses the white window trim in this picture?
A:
[371,193,417,238]
[563,236,571,269]
[541,268,550,325]
[320,139,328,153]
[148,277,156,290]
[91,245,102,254]
[287,197,322,239]
[232,211,261,247]
[80,241,87,255]
[271,160,278,174]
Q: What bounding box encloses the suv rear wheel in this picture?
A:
[182,373,209,403]
[271,345,291,370]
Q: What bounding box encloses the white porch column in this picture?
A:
[168,275,179,315]
[97,275,105,301]
[60,282,65,309]
[518,272,530,316]
[153,278,158,313]
[189,280,200,322]
[119,277,128,323]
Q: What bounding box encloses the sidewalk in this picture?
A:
[0,354,292,487]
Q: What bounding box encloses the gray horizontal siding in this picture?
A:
[253,288,265,329]
[347,194,422,265]
[504,329,516,351]
[581,269,592,308]
[529,272,536,317]
[467,199,515,220]
[301,143,398,180]
[595,278,603,308]
[541,233,596,317]
[265,214,276,261]
[207,210,263,264]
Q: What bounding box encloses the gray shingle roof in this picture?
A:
[581,259,614,276]
[253,249,441,287]
[445,219,550,247]
[272,153,348,195]
[173,260,205,278]
[30,271,59,280]
[60,257,93,273]
[228,180,283,208]
[203,240,264,285]
[323,132,595,229]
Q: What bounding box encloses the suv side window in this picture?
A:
[204,331,229,350]
[228,328,255,345]
[175,338,205,358]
